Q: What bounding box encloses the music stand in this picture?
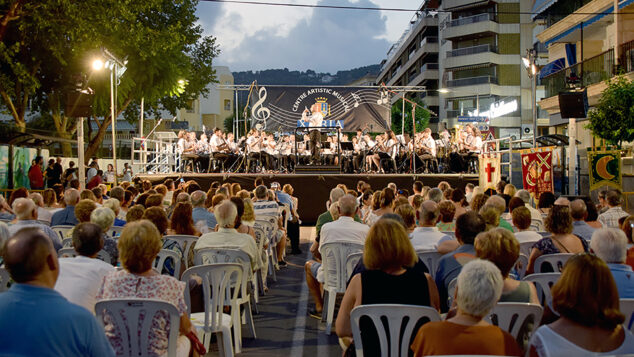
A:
[340,142,354,151]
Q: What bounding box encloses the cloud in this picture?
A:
[198,0,393,73]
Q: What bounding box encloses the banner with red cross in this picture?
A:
[478,153,501,190]
[519,146,555,198]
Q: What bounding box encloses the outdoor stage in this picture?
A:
[137,173,478,223]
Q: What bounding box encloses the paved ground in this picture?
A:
[206,227,341,356]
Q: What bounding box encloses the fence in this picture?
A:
[542,49,615,98]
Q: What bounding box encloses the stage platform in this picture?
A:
[137,173,478,223]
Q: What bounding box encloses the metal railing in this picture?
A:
[447,13,496,28]
[542,49,615,97]
[447,44,497,58]
[420,36,438,47]
[447,75,497,87]
[131,137,180,174]
[421,63,439,71]
[619,39,634,73]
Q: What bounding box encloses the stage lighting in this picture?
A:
[92,59,104,71]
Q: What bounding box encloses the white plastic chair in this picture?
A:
[350,304,441,357]
[519,241,536,258]
[537,231,551,238]
[320,241,364,334]
[194,247,257,351]
[52,225,74,241]
[534,253,573,273]
[485,303,543,341]
[0,267,11,292]
[621,298,634,332]
[514,254,528,280]
[523,273,560,307]
[107,225,123,238]
[61,237,73,248]
[252,226,267,296]
[416,250,442,279]
[154,249,182,277]
[58,247,112,265]
[164,235,198,269]
[447,277,458,308]
[181,263,242,357]
[95,298,181,357]
[346,252,363,281]
[254,220,277,282]
[530,219,544,232]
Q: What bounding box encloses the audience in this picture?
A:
[168,202,200,236]
[8,198,61,250]
[569,199,596,241]
[410,200,451,251]
[191,190,217,231]
[29,192,52,224]
[394,203,416,234]
[54,222,115,312]
[51,188,80,226]
[537,191,556,217]
[0,227,114,356]
[102,198,125,227]
[411,259,521,356]
[125,204,145,222]
[336,219,439,354]
[89,207,119,265]
[97,220,193,356]
[598,189,629,228]
[515,189,544,231]
[530,254,634,355]
[527,205,588,274]
[512,206,542,253]
[450,189,468,219]
[436,200,456,232]
[590,228,634,298]
[365,188,395,226]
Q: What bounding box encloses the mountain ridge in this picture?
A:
[232,64,380,86]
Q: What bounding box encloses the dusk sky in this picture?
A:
[195,0,419,73]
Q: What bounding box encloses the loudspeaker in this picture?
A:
[65,90,94,117]
[558,90,588,119]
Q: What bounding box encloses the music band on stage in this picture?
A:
[174,118,484,174]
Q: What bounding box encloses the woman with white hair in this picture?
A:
[411,259,521,356]
[90,207,118,266]
[590,228,634,298]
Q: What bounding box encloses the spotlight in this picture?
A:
[92,59,104,71]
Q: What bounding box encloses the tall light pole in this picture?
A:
[522,49,539,148]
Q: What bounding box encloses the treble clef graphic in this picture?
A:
[251,87,270,128]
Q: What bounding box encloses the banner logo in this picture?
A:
[588,149,622,190]
[519,146,555,198]
[251,87,270,129]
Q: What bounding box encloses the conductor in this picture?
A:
[302,103,324,164]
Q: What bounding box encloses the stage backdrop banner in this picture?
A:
[519,146,555,198]
[587,149,622,190]
[478,153,501,190]
[249,86,390,132]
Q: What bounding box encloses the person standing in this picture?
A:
[302,103,324,165]
[28,156,44,190]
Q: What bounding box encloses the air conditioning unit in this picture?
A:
[521,124,534,139]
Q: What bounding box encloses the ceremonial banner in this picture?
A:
[520,146,555,198]
[588,149,622,190]
[249,85,390,132]
[478,153,501,190]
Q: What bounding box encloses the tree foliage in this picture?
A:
[0,0,219,159]
[390,98,430,135]
[586,75,634,149]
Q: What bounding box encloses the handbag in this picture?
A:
[185,330,207,355]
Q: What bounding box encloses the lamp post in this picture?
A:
[522,49,539,148]
[92,49,127,186]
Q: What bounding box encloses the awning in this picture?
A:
[565,44,576,66]
[531,0,560,20]
[539,58,566,79]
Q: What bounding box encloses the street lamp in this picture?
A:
[93,49,127,185]
[522,49,539,148]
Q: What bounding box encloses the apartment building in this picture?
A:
[376,1,440,123]
[437,0,538,138]
[534,0,634,148]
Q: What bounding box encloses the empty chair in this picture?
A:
[534,253,573,273]
[181,263,242,357]
[621,298,634,332]
[164,235,198,269]
[350,304,441,357]
[0,268,10,292]
[485,302,543,341]
[95,298,181,357]
[154,249,182,277]
[416,250,442,279]
[52,225,74,241]
[320,241,364,334]
[523,273,561,307]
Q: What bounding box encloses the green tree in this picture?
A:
[586,75,634,149]
[390,98,431,135]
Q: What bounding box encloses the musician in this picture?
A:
[418,128,437,173]
[209,127,230,171]
[246,129,265,172]
[302,103,324,164]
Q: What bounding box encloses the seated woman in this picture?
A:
[364,188,395,227]
[530,253,634,356]
[436,200,456,232]
[527,205,588,274]
[394,203,416,235]
[142,207,183,276]
[411,259,521,356]
[90,206,119,266]
[475,228,539,304]
[97,220,194,357]
[336,219,439,354]
[167,202,201,237]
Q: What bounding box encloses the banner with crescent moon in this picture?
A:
[519,146,555,198]
[249,85,391,132]
[588,149,622,190]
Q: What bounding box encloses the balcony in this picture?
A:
[447,44,497,58]
[445,44,500,69]
[442,13,498,41]
[542,49,615,98]
[421,63,439,71]
[447,75,498,87]
[420,36,438,47]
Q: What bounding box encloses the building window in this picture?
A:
[186,100,195,113]
[224,99,231,111]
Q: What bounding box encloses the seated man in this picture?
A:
[435,211,485,312]
[191,190,217,230]
[55,222,115,313]
[194,200,262,270]
[0,227,114,356]
[515,189,544,231]
[410,200,451,251]
[51,188,80,226]
[8,198,62,251]
[305,194,369,318]
[598,189,629,228]
[590,228,634,298]
[570,199,596,241]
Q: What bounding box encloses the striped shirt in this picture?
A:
[253,200,281,219]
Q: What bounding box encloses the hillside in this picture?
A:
[232,64,380,86]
